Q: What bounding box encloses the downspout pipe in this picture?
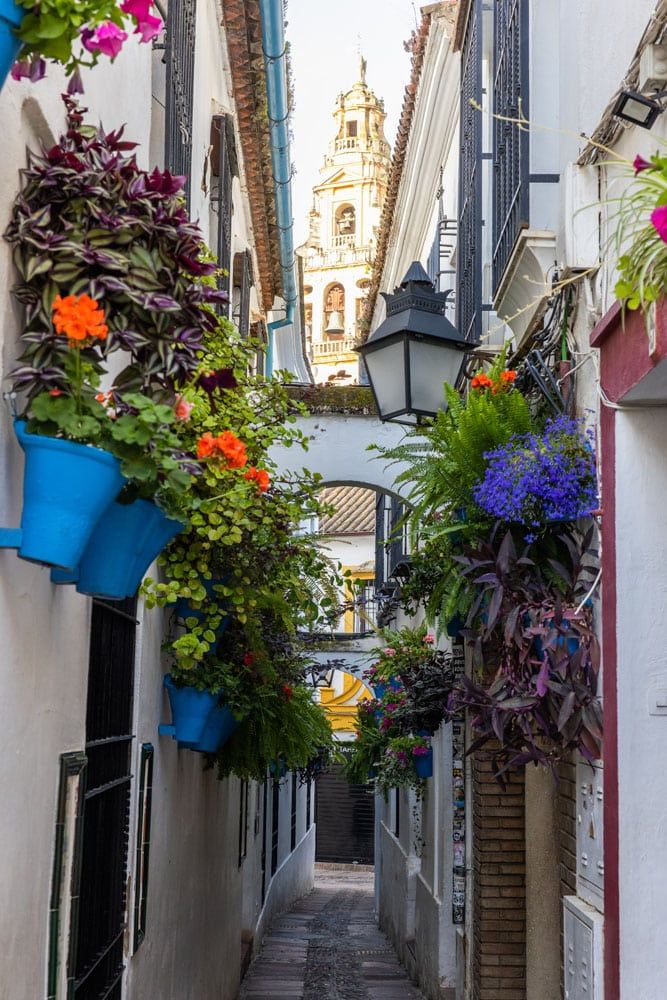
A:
[260,0,298,378]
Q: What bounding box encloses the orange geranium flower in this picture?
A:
[500,370,517,384]
[244,467,270,493]
[215,431,247,469]
[52,294,108,345]
[471,372,493,390]
[196,430,248,469]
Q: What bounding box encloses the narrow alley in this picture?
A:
[239,869,426,1000]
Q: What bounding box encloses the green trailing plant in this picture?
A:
[375,734,431,796]
[611,152,667,314]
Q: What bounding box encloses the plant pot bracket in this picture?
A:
[158,724,177,738]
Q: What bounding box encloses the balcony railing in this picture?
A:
[335,138,359,152]
[312,338,358,357]
[307,246,374,269]
[332,234,356,249]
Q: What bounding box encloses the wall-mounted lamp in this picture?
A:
[612,89,666,129]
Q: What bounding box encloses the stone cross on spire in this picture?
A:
[359,54,367,84]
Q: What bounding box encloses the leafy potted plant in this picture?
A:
[375,734,432,793]
[7,1,162,90]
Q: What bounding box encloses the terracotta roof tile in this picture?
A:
[320,486,376,536]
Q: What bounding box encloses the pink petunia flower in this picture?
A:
[634,154,653,174]
[82,22,128,59]
[11,56,46,82]
[120,0,164,42]
[383,647,396,656]
[651,204,667,244]
[424,633,435,644]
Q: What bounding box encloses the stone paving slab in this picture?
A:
[239,871,425,1000]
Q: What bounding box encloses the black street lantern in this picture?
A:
[357,262,472,424]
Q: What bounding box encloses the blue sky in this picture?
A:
[287,0,416,244]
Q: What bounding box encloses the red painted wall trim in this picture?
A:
[591,300,667,403]
[600,404,619,1000]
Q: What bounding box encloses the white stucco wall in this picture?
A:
[614,408,667,1000]
[0,41,153,1000]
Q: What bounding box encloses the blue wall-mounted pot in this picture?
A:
[174,576,230,630]
[0,1,24,91]
[373,682,387,700]
[0,421,124,570]
[178,702,238,754]
[51,499,183,599]
[414,748,434,779]
[160,675,218,745]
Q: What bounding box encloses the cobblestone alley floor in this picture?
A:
[239,869,426,1000]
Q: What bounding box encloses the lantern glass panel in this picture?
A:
[408,338,464,416]
[364,339,407,418]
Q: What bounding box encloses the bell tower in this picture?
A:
[301,61,391,384]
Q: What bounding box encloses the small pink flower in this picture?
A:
[384,647,396,656]
[651,204,667,244]
[11,56,46,82]
[174,395,194,421]
[412,745,430,757]
[82,22,128,59]
[424,634,435,644]
[634,154,653,174]
[120,0,164,42]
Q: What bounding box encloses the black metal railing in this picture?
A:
[457,0,483,343]
[375,493,410,590]
[212,114,238,312]
[492,0,529,293]
[165,0,197,202]
[74,598,137,1000]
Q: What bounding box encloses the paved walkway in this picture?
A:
[239,870,425,1000]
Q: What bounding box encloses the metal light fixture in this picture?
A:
[612,89,665,129]
[357,262,474,424]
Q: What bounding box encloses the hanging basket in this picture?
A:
[51,499,184,600]
[178,702,238,754]
[0,2,24,91]
[414,747,434,779]
[0,421,125,570]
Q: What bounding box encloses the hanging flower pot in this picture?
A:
[373,681,388,700]
[269,758,288,779]
[50,499,184,600]
[0,421,125,570]
[413,746,434,779]
[174,576,231,631]
[159,674,219,745]
[0,2,24,91]
[178,702,238,754]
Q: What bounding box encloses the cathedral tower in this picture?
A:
[301,60,391,383]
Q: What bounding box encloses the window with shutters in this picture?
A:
[165,0,197,202]
[492,0,529,293]
[457,0,483,343]
[211,114,239,313]
[232,249,253,338]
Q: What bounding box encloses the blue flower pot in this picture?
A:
[0,1,24,90]
[373,682,387,700]
[160,675,218,744]
[414,748,434,779]
[269,758,288,779]
[389,678,402,692]
[178,702,238,754]
[50,499,183,599]
[0,421,124,570]
[175,576,230,629]
[446,613,464,638]
[534,632,580,659]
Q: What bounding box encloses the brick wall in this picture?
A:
[472,752,526,1000]
[558,755,577,993]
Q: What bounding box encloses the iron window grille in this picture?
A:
[233,249,254,338]
[211,114,239,313]
[457,0,483,343]
[74,598,138,1000]
[306,778,312,831]
[271,779,280,876]
[492,0,530,293]
[133,743,154,953]
[165,0,197,203]
[290,772,298,851]
[238,780,250,867]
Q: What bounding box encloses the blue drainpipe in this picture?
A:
[260,0,297,378]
